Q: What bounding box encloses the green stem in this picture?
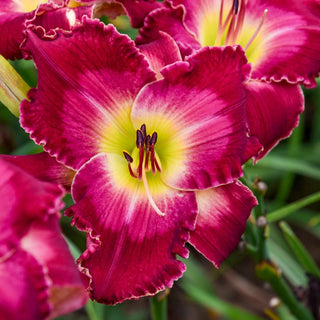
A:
[267,191,320,222]
[150,293,168,320]
[256,262,313,320]
[85,300,101,320]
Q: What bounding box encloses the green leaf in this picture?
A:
[266,238,307,287]
[280,221,320,278]
[267,191,320,222]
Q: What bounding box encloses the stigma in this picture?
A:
[123,124,165,217]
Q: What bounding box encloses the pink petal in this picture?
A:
[136,2,200,57]
[0,249,50,320]
[245,81,304,160]
[20,18,156,170]
[0,158,64,256]
[21,214,88,318]
[0,11,32,59]
[138,31,182,79]
[246,0,320,88]
[66,153,198,304]
[117,0,164,28]
[189,181,257,267]
[0,153,75,191]
[131,45,250,190]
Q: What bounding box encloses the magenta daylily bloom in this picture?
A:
[0,158,88,319]
[137,0,320,88]
[0,0,93,59]
[20,18,258,304]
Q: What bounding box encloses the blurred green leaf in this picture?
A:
[266,238,307,287]
[279,221,320,278]
[267,191,320,222]
[180,255,265,320]
[255,262,312,320]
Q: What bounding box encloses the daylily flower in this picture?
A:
[20,18,259,304]
[0,0,93,59]
[0,157,87,319]
[137,0,320,88]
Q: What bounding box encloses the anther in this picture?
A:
[150,132,157,145]
[232,0,239,14]
[140,123,147,140]
[123,151,137,178]
[136,129,145,148]
[123,151,133,163]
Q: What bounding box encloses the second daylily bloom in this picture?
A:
[0,157,87,319]
[137,0,320,87]
[21,18,258,304]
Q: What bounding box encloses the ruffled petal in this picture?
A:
[66,153,198,304]
[0,2,92,60]
[246,0,320,88]
[117,0,164,28]
[245,81,304,160]
[136,3,200,57]
[0,249,51,320]
[138,31,182,79]
[0,158,64,256]
[189,181,257,267]
[20,18,156,170]
[0,11,33,59]
[21,214,88,318]
[131,46,250,190]
[0,153,75,191]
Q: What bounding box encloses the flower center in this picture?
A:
[123,124,165,217]
[200,0,267,64]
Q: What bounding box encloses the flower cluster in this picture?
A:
[0,0,319,316]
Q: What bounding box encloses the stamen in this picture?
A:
[244,9,268,51]
[142,169,165,217]
[137,145,144,180]
[123,151,138,178]
[144,135,151,171]
[231,0,246,44]
[215,4,233,46]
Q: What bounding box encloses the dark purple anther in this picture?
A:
[136,129,145,148]
[150,132,158,145]
[232,0,239,14]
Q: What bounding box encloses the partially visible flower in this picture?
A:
[0,0,93,59]
[21,18,258,304]
[0,157,87,320]
[137,0,320,88]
